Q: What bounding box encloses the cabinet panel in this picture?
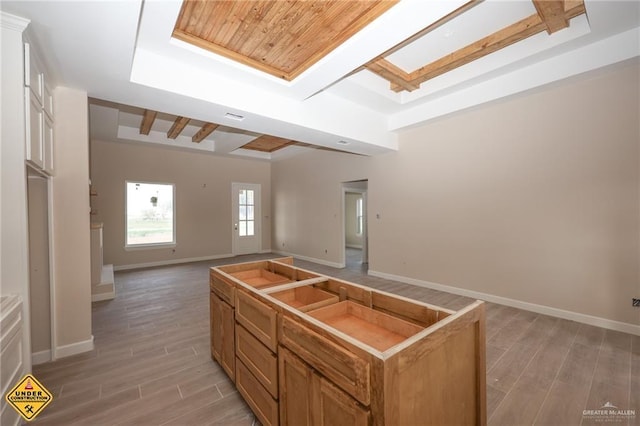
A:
[43,113,54,175]
[210,291,235,381]
[25,88,44,168]
[24,42,43,102]
[279,347,370,426]
[280,315,370,405]
[235,290,277,352]
[236,360,278,426]
[235,324,278,397]
[279,347,313,426]
[43,83,54,119]
[315,376,370,426]
[210,272,235,306]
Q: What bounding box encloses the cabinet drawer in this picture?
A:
[280,316,370,406]
[210,271,235,306]
[236,290,277,352]
[236,324,278,398]
[236,360,279,426]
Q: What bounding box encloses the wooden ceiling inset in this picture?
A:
[172,0,398,81]
[241,135,295,152]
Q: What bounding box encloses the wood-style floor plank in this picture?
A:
[27,251,636,425]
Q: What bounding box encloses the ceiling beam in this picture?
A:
[397,13,547,92]
[365,59,420,92]
[533,0,568,34]
[139,109,157,135]
[167,116,190,139]
[192,123,219,143]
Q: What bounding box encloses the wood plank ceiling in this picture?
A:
[172,0,398,81]
[150,0,587,154]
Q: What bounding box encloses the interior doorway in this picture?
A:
[231,182,262,255]
[342,180,368,270]
[27,171,53,364]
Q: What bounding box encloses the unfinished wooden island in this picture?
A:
[210,258,486,426]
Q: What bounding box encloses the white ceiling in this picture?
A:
[2,0,639,158]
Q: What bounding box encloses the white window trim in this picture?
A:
[124,180,176,250]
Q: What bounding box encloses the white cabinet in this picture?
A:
[0,296,24,426]
[23,41,53,175]
[26,88,44,168]
[43,113,54,174]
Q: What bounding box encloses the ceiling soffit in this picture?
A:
[172,0,398,81]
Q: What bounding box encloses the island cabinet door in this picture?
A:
[279,347,369,426]
[210,291,235,381]
[314,376,370,426]
[279,347,313,426]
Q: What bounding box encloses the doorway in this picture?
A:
[232,182,262,255]
[342,180,368,270]
[27,172,53,364]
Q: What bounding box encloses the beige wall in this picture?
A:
[273,150,369,264]
[272,60,640,328]
[90,140,271,268]
[52,86,93,351]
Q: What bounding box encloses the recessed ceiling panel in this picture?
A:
[172,0,398,81]
[241,135,295,152]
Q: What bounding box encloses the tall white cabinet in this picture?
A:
[1,11,33,426]
[24,40,55,176]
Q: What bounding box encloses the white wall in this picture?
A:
[272,60,640,333]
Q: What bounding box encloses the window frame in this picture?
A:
[124,180,176,250]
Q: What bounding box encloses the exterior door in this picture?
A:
[232,183,261,255]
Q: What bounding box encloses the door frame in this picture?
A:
[341,184,368,266]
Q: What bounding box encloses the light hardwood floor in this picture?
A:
[29,253,639,425]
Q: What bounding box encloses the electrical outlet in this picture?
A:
[633,298,640,307]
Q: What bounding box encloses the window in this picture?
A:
[356,197,363,235]
[126,182,175,247]
[238,189,255,237]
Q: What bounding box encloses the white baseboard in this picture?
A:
[368,269,640,336]
[32,349,51,365]
[272,250,345,269]
[113,253,234,271]
[54,335,94,359]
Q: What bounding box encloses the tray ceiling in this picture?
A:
[3,0,637,159]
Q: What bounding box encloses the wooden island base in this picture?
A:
[210,258,486,426]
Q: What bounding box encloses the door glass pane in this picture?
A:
[247,206,254,220]
[239,205,247,220]
[239,221,246,236]
[239,190,246,205]
[246,190,254,205]
[247,220,254,236]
